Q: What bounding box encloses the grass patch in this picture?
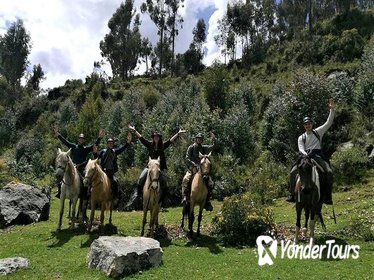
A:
[0,184,373,279]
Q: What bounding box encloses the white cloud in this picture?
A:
[0,0,229,89]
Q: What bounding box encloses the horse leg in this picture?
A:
[302,208,309,238]
[81,199,88,224]
[88,201,95,232]
[309,211,316,243]
[68,199,72,222]
[69,198,76,229]
[109,201,113,225]
[141,209,147,236]
[295,204,301,243]
[188,205,195,238]
[100,206,105,232]
[57,196,65,231]
[196,206,203,237]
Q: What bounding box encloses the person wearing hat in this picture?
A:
[93,132,132,200]
[182,132,216,211]
[286,98,336,204]
[53,127,104,198]
[128,125,186,207]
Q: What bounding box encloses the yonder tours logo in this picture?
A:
[256,235,360,266]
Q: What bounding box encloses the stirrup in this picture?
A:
[204,201,213,211]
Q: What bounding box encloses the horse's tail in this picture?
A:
[317,212,327,231]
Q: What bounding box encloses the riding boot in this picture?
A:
[182,182,190,205]
[136,184,143,210]
[55,182,61,199]
[286,194,295,203]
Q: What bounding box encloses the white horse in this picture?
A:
[55,148,81,231]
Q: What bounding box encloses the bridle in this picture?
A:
[84,164,99,187]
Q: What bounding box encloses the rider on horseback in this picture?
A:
[93,132,132,200]
[128,125,186,207]
[53,127,104,198]
[287,98,336,204]
[182,132,216,211]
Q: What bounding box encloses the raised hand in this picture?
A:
[127,132,132,144]
[98,128,105,138]
[329,98,336,110]
[178,129,186,135]
[52,126,59,136]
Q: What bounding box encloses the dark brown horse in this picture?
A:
[295,155,326,243]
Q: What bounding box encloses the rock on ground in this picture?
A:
[87,236,163,278]
[0,182,50,228]
[0,257,30,276]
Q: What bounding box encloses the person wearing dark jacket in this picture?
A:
[93,132,132,198]
[53,127,104,198]
[128,125,185,206]
[182,132,216,211]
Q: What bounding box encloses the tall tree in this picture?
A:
[140,37,153,75]
[183,19,206,74]
[164,0,184,75]
[0,19,31,90]
[100,0,142,80]
[27,64,45,91]
[141,0,168,77]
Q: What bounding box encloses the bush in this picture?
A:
[212,192,273,246]
[331,146,369,185]
[247,151,289,204]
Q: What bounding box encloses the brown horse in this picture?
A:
[141,157,162,237]
[83,159,113,232]
[55,148,81,231]
[182,152,212,238]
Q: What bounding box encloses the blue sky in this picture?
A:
[0,0,229,89]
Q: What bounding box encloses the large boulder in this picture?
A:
[0,182,50,228]
[0,257,30,275]
[87,236,163,278]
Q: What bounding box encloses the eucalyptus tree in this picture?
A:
[164,0,184,75]
[100,0,142,80]
[141,0,167,77]
[0,19,31,90]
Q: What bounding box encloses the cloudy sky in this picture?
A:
[0,0,229,89]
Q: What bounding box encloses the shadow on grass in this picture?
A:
[184,234,223,254]
[48,224,88,248]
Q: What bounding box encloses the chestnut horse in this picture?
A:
[181,152,212,238]
[55,148,81,231]
[141,157,162,237]
[84,159,113,232]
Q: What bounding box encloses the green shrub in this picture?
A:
[212,192,273,246]
[247,151,289,204]
[331,146,369,185]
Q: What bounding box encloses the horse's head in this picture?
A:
[84,158,98,187]
[297,155,314,190]
[199,152,212,175]
[148,157,161,189]
[55,148,71,183]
